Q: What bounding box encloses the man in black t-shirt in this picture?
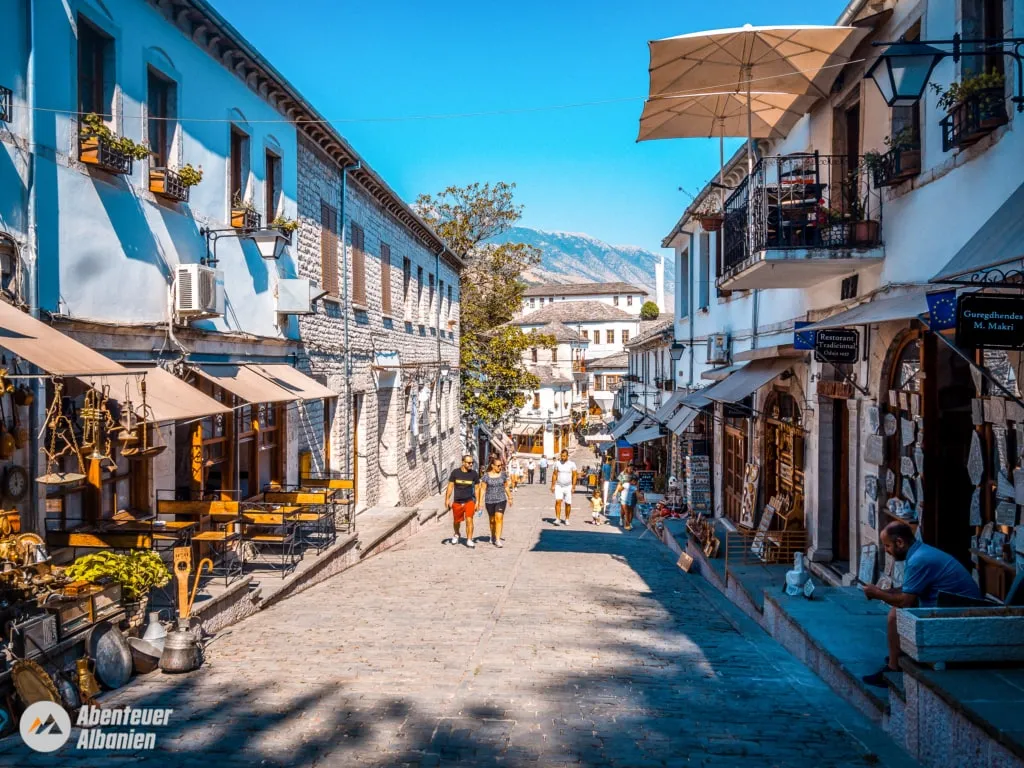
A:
[446,453,480,548]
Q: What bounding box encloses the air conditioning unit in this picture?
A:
[706,334,730,365]
[176,264,223,318]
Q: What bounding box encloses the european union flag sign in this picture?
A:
[794,321,816,350]
[926,289,958,331]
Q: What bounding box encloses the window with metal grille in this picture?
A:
[351,223,366,306]
[319,202,339,297]
[381,243,392,315]
[841,274,859,301]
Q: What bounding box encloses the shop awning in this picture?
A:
[610,413,642,440]
[625,422,663,445]
[682,390,712,409]
[246,364,337,401]
[590,394,615,411]
[193,364,296,404]
[734,344,806,362]
[932,181,1024,283]
[80,366,231,423]
[668,406,701,436]
[654,391,686,423]
[802,290,929,331]
[511,423,542,436]
[702,364,743,382]
[587,433,615,443]
[0,303,127,376]
[704,358,792,404]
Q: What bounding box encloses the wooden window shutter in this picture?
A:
[320,202,339,297]
[380,243,392,315]
[351,223,366,306]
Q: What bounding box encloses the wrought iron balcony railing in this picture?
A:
[0,86,11,123]
[871,144,922,188]
[941,87,1009,152]
[722,152,883,278]
[150,167,190,203]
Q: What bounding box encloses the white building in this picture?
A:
[520,282,650,317]
[586,351,628,420]
[659,0,1024,607]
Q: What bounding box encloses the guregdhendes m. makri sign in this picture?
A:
[956,294,1024,350]
[814,328,860,364]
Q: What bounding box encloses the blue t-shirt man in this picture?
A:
[901,540,980,607]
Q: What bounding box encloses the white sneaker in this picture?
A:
[563,518,571,526]
[448,536,460,545]
[496,539,504,548]
[465,539,476,548]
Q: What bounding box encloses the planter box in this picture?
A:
[700,215,724,232]
[941,87,1009,152]
[79,134,133,175]
[150,167,190,203]
[872,146,921,188]
[897,606,1024,664]
[231,207,261,230]
[853,219,880,247]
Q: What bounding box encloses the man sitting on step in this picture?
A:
[861,521,980,687]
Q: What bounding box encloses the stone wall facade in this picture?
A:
[295,137,462,510]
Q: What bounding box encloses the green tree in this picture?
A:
[415,182,553,428]
[640,301,660,320]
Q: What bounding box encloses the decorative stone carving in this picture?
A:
[968,431,985,487]
[901,417,916,447]
[859,544,878,584]
[901,456,915,476]
[886,468,896,493]
[884,413,897,437]
[864,475,879,501]
[996,501,1017,526]
[970,488,983,526]
[865,435,885,466]
[999,472,1015,500]
[867,405,880,435]
[995,426,1010,475]
[867,502,877,528]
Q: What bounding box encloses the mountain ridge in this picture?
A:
[489,226,671,300]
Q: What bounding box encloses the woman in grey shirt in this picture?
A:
[476,454,513,547]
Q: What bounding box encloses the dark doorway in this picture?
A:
[832,399,851,566]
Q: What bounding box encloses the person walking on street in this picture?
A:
[538,455,549,484]
[589,490,605,525]
[507,456,521,493]
[527,458,536,484]
[614,468,637,531]
[477,455,513,547]
[446,453,480,548]
[550,449,578,525]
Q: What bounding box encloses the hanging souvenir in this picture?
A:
[901,417,916,447]
[999,472,1015,500]
[996,426,1010,475]
[867,502,877,528]
[993,398,1007,424]
[916,418,925,447]
[1015,468,1024,505]
[865,435,885,466]
[968,431,985,487]
[902,478,916,505]
[910,393,921,418]
[1009,401,1024,424]
[916,477,925,511]
[913,446,925,476]
[888,389,898,408]
[971,365,983,397]
[972,399,985,426]
[980,521,995,548]
[900,456,915,476]
[884,414,897,437]
[984,398,998,424]
[867,405,880,435]
[886,468,896,494]
[1017,423,1024,463]
[864,474,879,501]
[996,501,1018,526]
[899,392,909,412]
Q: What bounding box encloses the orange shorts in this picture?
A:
[452,500,475,524]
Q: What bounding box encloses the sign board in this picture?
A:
[636,470,655,493]
[814,328,860,364]
[677,551,694,573]
[816,380,855,399]
[794,321,816,351]
[617,446,634,464]
[956,293,1024,350]
[685,455,711,515]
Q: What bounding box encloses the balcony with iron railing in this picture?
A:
[720,152,884,291]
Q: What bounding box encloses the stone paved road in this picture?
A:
[3,457,914,767]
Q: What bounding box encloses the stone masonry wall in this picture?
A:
[295,137,461,509]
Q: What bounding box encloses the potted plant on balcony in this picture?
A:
[150,163,202,202]
[270,216,300,239]
[932,70,1008,149]
[79,113,151,174]
[231,193,261,230]
[849,195,880,247]
[865,128,921,188]
[694,197,724,232]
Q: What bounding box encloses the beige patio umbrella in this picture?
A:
[646,24,871,170]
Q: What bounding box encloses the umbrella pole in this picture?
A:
[745,65,754,175]
[719,124,725,210]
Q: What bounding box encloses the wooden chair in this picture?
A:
[299,475,355,533]
[156,494,243,585]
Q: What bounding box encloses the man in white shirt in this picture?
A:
[549,449,579,525]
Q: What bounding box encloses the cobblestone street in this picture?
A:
[2,463,913,767]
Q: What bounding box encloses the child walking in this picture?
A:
[590,490,605,525]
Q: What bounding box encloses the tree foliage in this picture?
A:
[415,182,552,428]
[640,301,660,321]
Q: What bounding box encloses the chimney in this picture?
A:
[655,255,665,313]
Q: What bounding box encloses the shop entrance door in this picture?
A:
[832,400,850,565]
[723,417,747,525]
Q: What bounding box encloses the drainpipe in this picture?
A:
[340,160,361,483]
[687,230,695,390]
[26,0,43,531]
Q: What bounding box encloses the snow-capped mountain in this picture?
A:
[489,227,671,298]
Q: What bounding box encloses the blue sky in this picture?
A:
[212,0,849,254]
